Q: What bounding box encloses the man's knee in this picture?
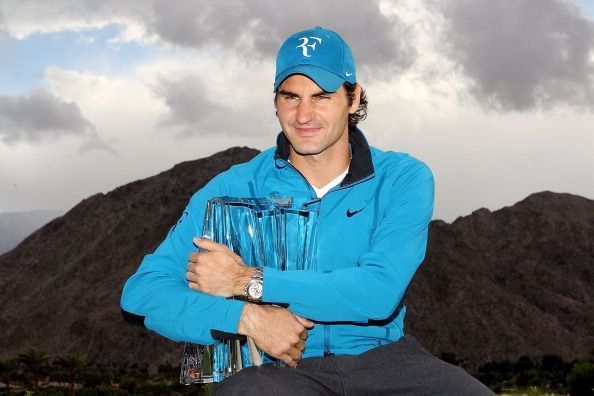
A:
[428,361,494,396]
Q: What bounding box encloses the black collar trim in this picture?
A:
[274,128,374,186]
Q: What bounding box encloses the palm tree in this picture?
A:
[17,348,49,391]
[0,358,20,392]
[55,352,87,396]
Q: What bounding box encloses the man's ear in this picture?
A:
[349,84,362,114]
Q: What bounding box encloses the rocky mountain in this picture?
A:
[0,147,592,371]
[0,147,259,367]
[0,210,62,254]
[407,191,594,368]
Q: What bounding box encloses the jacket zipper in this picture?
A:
[278,159,317,199]
[323,324,332,356]
[279,158,329,355]
[280,157,372,357]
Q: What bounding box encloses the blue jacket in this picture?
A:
[120,128,434,358]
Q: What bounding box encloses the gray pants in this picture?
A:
[212,336,494,395]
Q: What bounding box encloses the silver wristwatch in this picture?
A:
[245,267,263,302]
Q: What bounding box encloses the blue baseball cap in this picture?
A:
[274,26,356,93]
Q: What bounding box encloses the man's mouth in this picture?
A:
[294,126,321,136]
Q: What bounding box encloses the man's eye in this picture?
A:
[315,95,331,101]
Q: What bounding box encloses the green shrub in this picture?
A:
[567,360,594,396]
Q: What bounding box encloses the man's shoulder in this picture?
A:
[368,146,434,203]
[370,146,432,176]
[188,147,277,200]
[218,146,277,177]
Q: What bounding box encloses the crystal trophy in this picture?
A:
[180,195,319,384]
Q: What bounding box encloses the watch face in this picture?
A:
[248,280,263,299]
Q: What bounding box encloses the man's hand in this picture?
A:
[186,238,252,297]
[238,304,314,368]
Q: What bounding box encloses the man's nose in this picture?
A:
[296,99,314,124]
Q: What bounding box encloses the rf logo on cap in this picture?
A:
[296,36,322,57]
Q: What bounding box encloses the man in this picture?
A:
[121,26,493,395]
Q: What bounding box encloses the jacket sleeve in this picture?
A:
[263,159,434,323]
[120,175,245,345]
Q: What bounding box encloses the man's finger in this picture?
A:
[280,353,298,368]
[187,259,198,271]
[186,271,197,282]
[299,329,308,340]
[295,315,314,329]
[285,346,302,364]
[193,237,226,252]
[194,237,245,265]
[278,353,292,365]
[295,340,306,352]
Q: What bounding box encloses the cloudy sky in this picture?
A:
[1,0,593,222]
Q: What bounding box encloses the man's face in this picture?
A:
[275,74,359,160]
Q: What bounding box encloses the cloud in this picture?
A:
[0,0,148,39]
[155,75,224,135]
[0,8,5,31]
[0,0,416,71]
[0,89,116,154]
[152,63,276,138]
[78,138,118,155]
[0,90,95,142]
[437,0,594,111]
[148,0,415,70]
[5,0,593,117]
